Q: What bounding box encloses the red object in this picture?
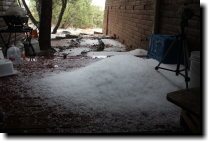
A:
[31,29,39,38]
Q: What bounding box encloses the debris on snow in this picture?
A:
[80,39,99,47]
[62,53,69,59]
[96,38,105,51]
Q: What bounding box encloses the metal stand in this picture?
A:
[155,27,190,89]
[155,6,194,89]
[0,16,36,58]
[0,28,32,57]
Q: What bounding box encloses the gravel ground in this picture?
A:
[0,51,100,134]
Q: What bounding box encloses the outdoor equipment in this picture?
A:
[155,5,195,89]
[1,15,29,30]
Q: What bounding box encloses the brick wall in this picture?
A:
[103,0,200,51]
[103,0,154,50]
[158,0,200,52]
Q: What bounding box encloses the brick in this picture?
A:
[103,0,199,51]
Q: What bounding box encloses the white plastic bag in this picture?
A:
[31,39,40,54]
[0,47,4,59]
[7,45,21,65]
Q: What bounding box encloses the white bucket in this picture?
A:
[189,51,200,88]
[7,45,22,65]
[0,59,17,77]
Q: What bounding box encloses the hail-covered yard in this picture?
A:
[0,32,186,134]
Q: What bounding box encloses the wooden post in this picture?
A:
[153,0,160,34]
[106,6,109,35]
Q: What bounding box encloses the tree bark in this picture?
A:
[21,0,39,29]
[39,0,52,51]
[52,0,67,34]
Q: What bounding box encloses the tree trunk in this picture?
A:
[21,0,39,29]
[39,0,52,51]
[52,0,67,34]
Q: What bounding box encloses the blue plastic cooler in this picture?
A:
[147,34,180,64]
